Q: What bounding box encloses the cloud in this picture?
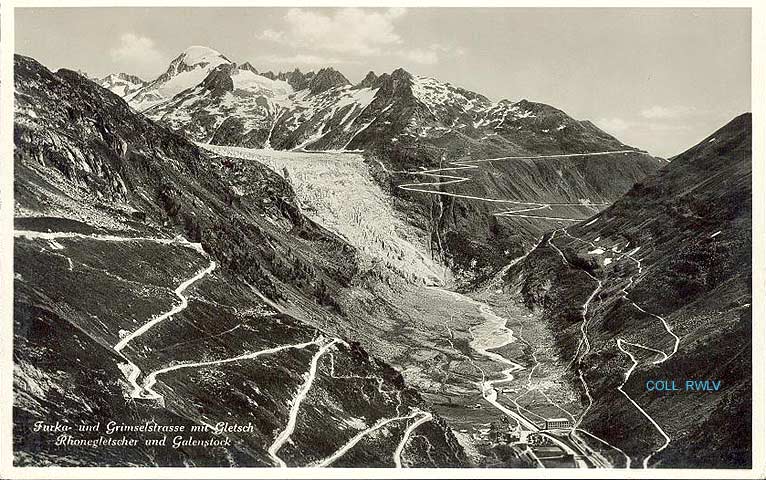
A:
[399,44,464,65]
[254,8,464,67]
[596,117,631,134]
[256,29,284,42]
[110,33,164,77]
[254,54,353,65]
[257,8,406,55]
[640,105,694,119]
[401,48,440,65]
[595,117,691,137]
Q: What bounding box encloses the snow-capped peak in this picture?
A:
[164,46,231,78]
[175,46,229,68]
[126,46,233,111]
[410,74,491,120]
[101,72,144,84]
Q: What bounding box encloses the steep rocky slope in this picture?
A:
[502,113,752,468]
[13,54,467,467]
[381,149,661,281]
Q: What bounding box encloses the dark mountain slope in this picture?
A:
[363,146,659,285]
[502,113,752,467]
[13,54,466,467]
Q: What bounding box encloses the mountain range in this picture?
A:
[93,45,664,283]
[14,53,466,467]
[99,46,640,156]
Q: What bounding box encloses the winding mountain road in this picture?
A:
[311,409,430,467]
[135,338,323,401]
[394,412,434,468]
[268,338,341,467]
[114,260,217,352]
[615,340,672,468]
[549,227,681,468]
[18,229,409,466]
[397,151,634,222]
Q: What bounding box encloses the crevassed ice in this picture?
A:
[198,144,449,286]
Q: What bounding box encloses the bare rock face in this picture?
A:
[355,70,379,89]
[199,64,235,96]
[96,72,146,97]
[308,67,351,94]
[283,68,312,91]
[238,61,259,74]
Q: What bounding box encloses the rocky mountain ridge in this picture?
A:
[96,72,146,97]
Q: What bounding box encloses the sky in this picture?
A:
[15,7,751,157]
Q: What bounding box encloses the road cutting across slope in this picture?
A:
[394,412,434,468]
[311,409,430,467]
[14,229,220,398]
[114,260,216,352]
[133,338,324,401]
[268,338,341,467]
[560,229,680,362]
[616,340,672,468]
[397,151,635,222]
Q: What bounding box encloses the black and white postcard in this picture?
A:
[1,1,763,478]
